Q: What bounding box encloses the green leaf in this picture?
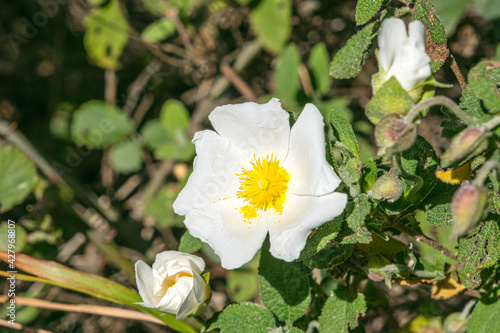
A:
[380,136,439,215]
[0,252,196,333]
[0,222,27,252]
[83,0,129,69]
[468,61,500,113]
[303,242,353,269]
[276,44,301,104]
[488,190,500,215]
[71,100,135,148]
[226,270,258,303]
[355,0,382,25]
[299,215,343,260]
[203,303,275,333]
[418,182,458,226]
[141,18,177,43]
[161,99,190,135]
[457,218,500,289]
[250,0,292,54]
[142,0,167,16]
[109,139,143,174]
[469,287,500,333]
[141,119,170,148]
[144,185,183,227]
[344,194,372,244]
[330,22,377,79]
[259,241,311,322]
[361,158,377,193]
[460,85,487,119]
[0,146,38,211]
[308,43,332,95]
[318,285,367,333]
[412,0,448,71]
[432,0,469,35]
[178,230,204,253]
[330,109,360,158]
[0,251,139,304]
[413,0,447,44]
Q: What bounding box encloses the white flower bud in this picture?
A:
[135,251,210,320]
[378,18,431,91]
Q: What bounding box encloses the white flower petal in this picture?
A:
[154,251,205,274]
[184,198,269,269]
[177,274,207,320]
[134,260,159,307]
[173,130,248,216]
[408,21,426,50]
[209,98,291,160]
[268,192,347,261]
[378,18,408,74]
[283,104,341,196]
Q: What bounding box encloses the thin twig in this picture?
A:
[446,53,467,91]
[0,318,52,332]
[220,63,257,102]
[0,296,165,326]
[124,60,161,115]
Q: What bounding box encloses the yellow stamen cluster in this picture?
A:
[160,272,193,296]
[237,155,290,212]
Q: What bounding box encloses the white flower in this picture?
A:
[134,251,209,320]
[173,99,347,269]
[378,18,431,91]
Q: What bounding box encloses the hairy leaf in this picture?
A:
[330,109,360,158]
[355,0,382,25]
[259,241,311,321]
[330,22,377,79]
[203,303,275,333]
[318,286,366,332]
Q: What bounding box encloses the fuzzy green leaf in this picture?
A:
[469,287,500,333]
[71,100,135,148]
[141,18,177,43]
[0,146,38,211]
[457,218,500,289]
[203,303,275,333]
[299,215,343,260]
[259,241,311,321]
[330,109,360,158]
[83,0,129,69]
[418,182,458,226]
[308,43,332,95]
[330,22,377,79]
[344,194,372,244]
[318,286,367,333]
[276,44,301,103]
[178,230,204,253]
[468,61,500,113]
[250,0,292,54]
[160,99,190,135]
[303,242,353,269]
[380,136,439,215]
[355,0,382,25]
[110,139,143,174]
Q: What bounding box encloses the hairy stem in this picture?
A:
[404,96,474,125]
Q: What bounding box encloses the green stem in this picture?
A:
[404,96,474,125]
[473,160,500,187]
[393,153,423,202]
[483,116,500,131]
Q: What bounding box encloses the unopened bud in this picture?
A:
[375,114,417,156]
[443,313,468,333]
[366,77,415,124]
[450,182,488,240]
[368,169,404,202]
[440,127,489,168]
[367,254,391,282]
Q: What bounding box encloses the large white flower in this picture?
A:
[173,99,347,269]
[378,18,431,91]
[135,251,209,320]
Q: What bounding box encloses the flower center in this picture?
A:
[237,155,290,212]
[160,272,193,297]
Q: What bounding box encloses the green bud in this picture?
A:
[440,127,490,168]
[375,114,417,156]
[450,182,488,240]
[443,313,468,333]
[366,77,415,124]
[367,254,391,282]
[368,169,404,202]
